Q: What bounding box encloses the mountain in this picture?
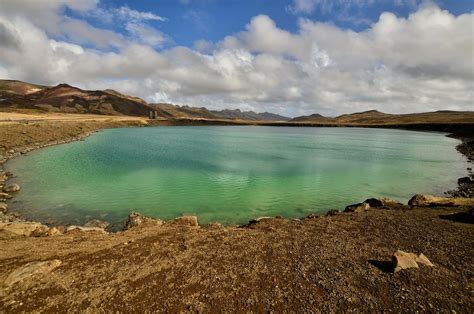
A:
[150,103,220,119]
[290,109,474,124]
[290,113,331,122]
[0,81,153,116]
[0,80,48,95]
[150,104,290,121]
[211,109,290,121]
[0,79,290,120]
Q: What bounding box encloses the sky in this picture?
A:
[0,0,472,117]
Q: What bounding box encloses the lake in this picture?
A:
[5,126,468,227]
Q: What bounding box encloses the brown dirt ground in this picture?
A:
[0,117,473,312]
[0,207,473,312]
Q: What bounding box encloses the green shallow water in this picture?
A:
[6,126,469,226]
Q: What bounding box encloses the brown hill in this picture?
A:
[290,110,474,124]
[151,104,290,121]
[211,109,290,121]
[151,103,220,119]
[290,113,332,122]
[0,81,153,116]
[0,80,48,95]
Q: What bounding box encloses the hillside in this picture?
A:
[290,110,474,124]
[211,109,290,121]
[0,80,290,120]
[0,80,48,95]
[0,81,153,116]
[290,113,332,122]
[150,104,290,121]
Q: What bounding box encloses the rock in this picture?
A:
[65,225,107,234]
[344,202,370,213]
[408,194,474,207]
[3,184,20,193]
[326,209,340,216]
[123,212,145,230]
[84,219,109,229]
[30,225,50,237]
[364,198,403,209]
[0,202,7,213]
[392,250,434,272]
[172,215,199,227]
[4,260,62,287]
[0,222,48,237]
[458,176,473,184]
[416,253,434,267]
[392,250,419,272]
[46,227,62,236]
[305,213,319,219]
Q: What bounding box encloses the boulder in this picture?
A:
[123,212,145,230]
[65,225,107,234]
[0,222,48,237]
[3,184,20,193]
[46,227,62,236]
[364,198,403,209]
[4,260,62,287]
[392,250,418,272]
[458,176,473,184]
[392,250,434,272]
[172,215,199,227]
[408,194,474,207]
[30,225,50,237]
[326,209,340,216]
[344,202,370,213]
[416,253,434,267]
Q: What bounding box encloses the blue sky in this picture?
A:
[0,0,473,116]
[77,0,473,49]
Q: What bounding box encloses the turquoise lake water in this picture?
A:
[6,126,468,227]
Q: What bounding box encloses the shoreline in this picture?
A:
[1,117,473,311]
[0,118,472,227]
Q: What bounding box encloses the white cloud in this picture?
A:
[0,1,472,117]
[287,0,424,16]
[125,23,168,47]
[115,6,166,22]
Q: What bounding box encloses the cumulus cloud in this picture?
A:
[287,0,423,15]
[0,1,472,116]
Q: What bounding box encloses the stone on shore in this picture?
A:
[326,209,340,216]
[4,260,62,287]
[0,202,7,213]
[408,194,474,207]
[344,202,370,213]
[458,176,472,184]
[65,225,107,234]
[46,227,62,236]
[392,250,434,272]
[172,215,199,227]
[364,198,403,209]
[0,222,48,237]
[3,184,20,193]
[124,212,145,230]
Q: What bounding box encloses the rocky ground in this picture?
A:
[0,118,473,312]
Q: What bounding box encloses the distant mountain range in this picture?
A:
[1,79,473,124]
[0,80,289,121]
[289,109,474,124]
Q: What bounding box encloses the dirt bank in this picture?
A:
[0,117,473,312]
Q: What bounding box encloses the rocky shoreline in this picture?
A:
[0,119,473,311]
